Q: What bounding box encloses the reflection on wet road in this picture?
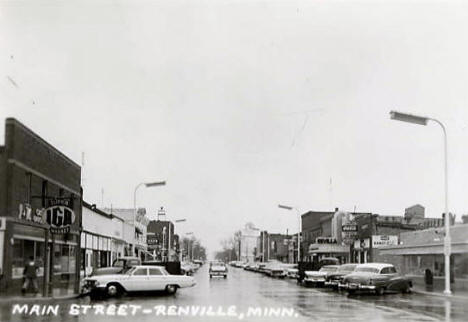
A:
[1,265,467,321]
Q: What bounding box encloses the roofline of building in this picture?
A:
[5,118,81,169]
[83,201,124,221]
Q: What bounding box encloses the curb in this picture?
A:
[412,289,468,301]
[0,294,81,306]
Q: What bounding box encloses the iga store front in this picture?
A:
[1,200,81,297]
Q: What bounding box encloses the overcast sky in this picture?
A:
[1,0,468,255]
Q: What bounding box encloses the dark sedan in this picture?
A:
[341,263,412,295]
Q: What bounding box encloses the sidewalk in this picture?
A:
[0,289,81,306]
[412,284,468,301]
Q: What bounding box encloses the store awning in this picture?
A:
[308,243,350,254]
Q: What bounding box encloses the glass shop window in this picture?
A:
[69,246,76,273]
[11,240,24,279]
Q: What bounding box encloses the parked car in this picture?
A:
[263,261,286,278]
[209,261,228,278]
[304,265,340,286]
[298,257,339,283]
[92,257,140,276]
[82,265,196,298]
[324,263,358,289]
[287,267,299,279]
[244,263,257,271]
[340,263,413,295]
[181,262,195,276]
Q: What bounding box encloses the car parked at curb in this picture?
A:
[287,267,299,279]
[304,265,340,286]
[82,265,196,299]
[340,263,412,295]
[324,264,358,289]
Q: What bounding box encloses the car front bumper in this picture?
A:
[339,283,376,290]
[304,277,326,283]
[210,271,227,276]
[324,280,339,287]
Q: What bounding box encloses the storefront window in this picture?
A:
[12,240,24,279]
[12,239,45,278]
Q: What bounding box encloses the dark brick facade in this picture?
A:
[0,118,82,296]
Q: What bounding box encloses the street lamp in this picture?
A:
[169,218,187,261]
[133,181,166,255]
[390,110,451,295]
[278,204,301,263]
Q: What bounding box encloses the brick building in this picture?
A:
[0,118,82,296]
[147,220,176,261]
[257,231,293,263]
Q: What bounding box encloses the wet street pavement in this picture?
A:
[1,265,467,322]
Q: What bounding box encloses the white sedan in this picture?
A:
[82,265,196,298]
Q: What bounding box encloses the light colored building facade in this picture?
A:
[81,202,125,276]
[239,223,260,263]
[101,208,149,260]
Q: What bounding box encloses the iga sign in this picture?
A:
[45,205,76,234]
[372,235,398,248]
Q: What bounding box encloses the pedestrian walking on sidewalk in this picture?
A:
[22,256,39,294]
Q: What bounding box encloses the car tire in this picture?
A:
[106,283,123,298]
[376,287,385,296]
[209,275,212,278]
[224,275,227,279]
[166,284,178,295]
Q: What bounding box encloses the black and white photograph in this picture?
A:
[1,0,468,321]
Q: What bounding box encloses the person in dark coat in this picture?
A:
[22,256,39,294]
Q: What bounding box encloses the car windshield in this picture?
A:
[114,260,124,267]
[338,265,357,272]
[355,267,380,273]
[320,266,338,272]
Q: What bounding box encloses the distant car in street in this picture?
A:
[304,265,340,286]
[82,265,196,298]
[209,261,228,278]
[324,264,359,289]
[340,263,412,295]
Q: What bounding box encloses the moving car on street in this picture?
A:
[304,265,340,286]
[340,263,412,295]
[209,261,228,278]
[82,265,196,298]
[324,263,358,289]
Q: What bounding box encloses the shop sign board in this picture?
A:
[147,236,159,246]
[372,235,398,248]
[18,203,45,224]
[45,205,75,234]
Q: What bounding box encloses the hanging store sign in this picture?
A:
[45,205,76,234]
